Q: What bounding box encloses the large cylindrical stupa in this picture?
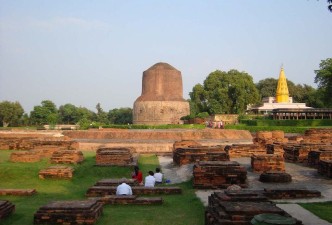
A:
[133,62,190,125]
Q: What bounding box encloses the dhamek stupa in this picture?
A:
[248,67,310,114]
[133,62,190,125]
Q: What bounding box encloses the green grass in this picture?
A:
[299,202,332,223]
[0,151,204,225]
[225,124,317,134]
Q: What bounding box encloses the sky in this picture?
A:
[0,1,331,113]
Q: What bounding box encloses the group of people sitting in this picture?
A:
[116,166,163,196]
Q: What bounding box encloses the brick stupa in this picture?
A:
[133,62,190,125]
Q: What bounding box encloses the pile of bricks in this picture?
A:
[0,189,36,196]
[193,161,247,189]
[205,192,302,225]
[50,150,84,164]
[251,154,285,173]
[9,151,41,163]
[173,146,228,166]
[39,165,74,179]
[303,128,332,144]
[318,160,332,178]
[266,143,284,156]
[0,200,15,219]
[89,195,162,205]
[259,171,292,183]
[86,186,182,197]
[95,178,138,186]
[224,144,266,158]
[307,150,332,168]
[34,200,103,225]
[95,147,135,166]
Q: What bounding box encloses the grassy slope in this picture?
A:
[299,202,332,223]
[0,151,204,225]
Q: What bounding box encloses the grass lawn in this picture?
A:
[0,151,204,225]
[299,202,332,223]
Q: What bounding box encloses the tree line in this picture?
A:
[0,58,331,127]
[0,100,132,128]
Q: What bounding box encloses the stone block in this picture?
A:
[50,150,84,164]
[0,200,15,220]
[251,154,285,173]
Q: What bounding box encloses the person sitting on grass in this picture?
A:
[131,166,143,185]
[116,178,133,196]
[144,171,156,187]
[154,168,163,184]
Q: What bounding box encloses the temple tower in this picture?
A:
[133,62,190,125]
[275,67,289,103]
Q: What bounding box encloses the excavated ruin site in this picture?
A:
[1,128,332,225]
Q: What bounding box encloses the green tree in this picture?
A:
[256,78,278,99]
[190,69,260,114]
[0,101,24,127]
[58,104,79,124]
[108,107,133,124]
[30,100,57,125]
[315,58,332,107]
[95,103,109,124]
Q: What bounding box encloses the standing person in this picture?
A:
[132,166,143,185]
[144,171,156,187]
[116,178,133,195]
[154,168,163,184]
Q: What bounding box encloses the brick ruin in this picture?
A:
[0,200,15,220]
[34,200,103,225]
[205,188,321,225]
[193,161,247,189]
[259,171,292,183]
[95,147,137,166]
[39,165,74,180]
[251,154,285,173]
[173,145,228,166]
[9,151,41,163]
[50,150,84,164]
[205,191,302,225]
[0,189,36,196]
[318,159,332,178]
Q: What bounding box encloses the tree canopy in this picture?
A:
[190,69,260,114]
[0,101,24,127]
[108,107,133,124]
[30,100,58,125]
[315,58,332,107]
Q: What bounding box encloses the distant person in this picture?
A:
[145,171,156,187]
[132,166,143,185]
[116,178,133,195]
[154,168,163,184]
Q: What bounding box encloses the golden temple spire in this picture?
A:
[275,67,289,103]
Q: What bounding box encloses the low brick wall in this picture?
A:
[9,151,41,163]
[89,195,162,205]
[86,186,182,197]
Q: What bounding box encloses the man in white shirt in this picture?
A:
[144,171,156,187]
[154,168,163,184]
[116,178,133,195]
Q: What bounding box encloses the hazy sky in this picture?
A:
[1,1,331,113]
